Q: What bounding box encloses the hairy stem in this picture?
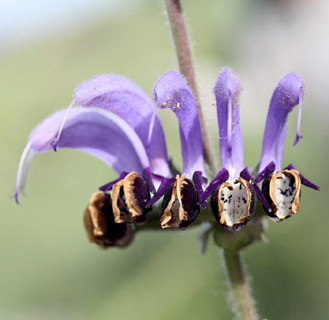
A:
[164,0,217,176]
[223,250,258,320]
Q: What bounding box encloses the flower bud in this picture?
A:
[83,192,134,248]
[262,169,301,221]
[211,177,255,231]
[111,172,152,224]
[161,174,200,229]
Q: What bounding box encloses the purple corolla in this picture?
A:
[256,73,319,221]
[201,68,259,231]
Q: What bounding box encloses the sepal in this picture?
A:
[210,177,255,232]
[83,192,134,248]
[111,172,152,224]
[261,169,301,221]
[160,174,200,229]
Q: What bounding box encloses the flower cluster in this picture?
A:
[14,68,319,248]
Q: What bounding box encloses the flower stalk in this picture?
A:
[224,250,258,320]
[164,0,217,175]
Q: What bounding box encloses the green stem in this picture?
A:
[223,250,258,320]
[164,0,217,176]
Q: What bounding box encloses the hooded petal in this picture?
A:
[54,74,170,177]
[153,71,205,177]
[14,107,150,203]
[259,72,305,172]
[214,67,244,178]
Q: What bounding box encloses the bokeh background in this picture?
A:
[1,0,328,319]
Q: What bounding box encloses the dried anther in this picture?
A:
[161,174,200,229]
[83,192,134,248]
[111,172,151,224]
[211,177,255,232]
[262,169,301,221]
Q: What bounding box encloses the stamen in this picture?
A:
[293,87,303,146]
[227,90,233,160]
[146,111,156,156]
[51,100,76,151]
[12,142,34,204]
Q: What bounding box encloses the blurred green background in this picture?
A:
[1,0,328,319]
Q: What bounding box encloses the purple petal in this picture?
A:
[285,163,320,190]
[146,176,176,208]
[253,161,276,184]
[54,74,170,177]
[300,173,320,190]
[293,87,303,146]
[200,168,229,203]
[51,100,75,152]
[214,67,244,178]
[285,163,295,170]
[239,167,253,182]
[12,143,35,204]
[153,71,205,177]
[74,74,170,176]
[259,73,305,172]
[99,172,128,192]
[14,108,150,203]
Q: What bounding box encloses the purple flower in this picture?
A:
[13,69,319,239]
[149,71,206,229]
[257,73,319,221]
[153,71,205,177]
[13,71,206,232]
[201,68,258,231]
